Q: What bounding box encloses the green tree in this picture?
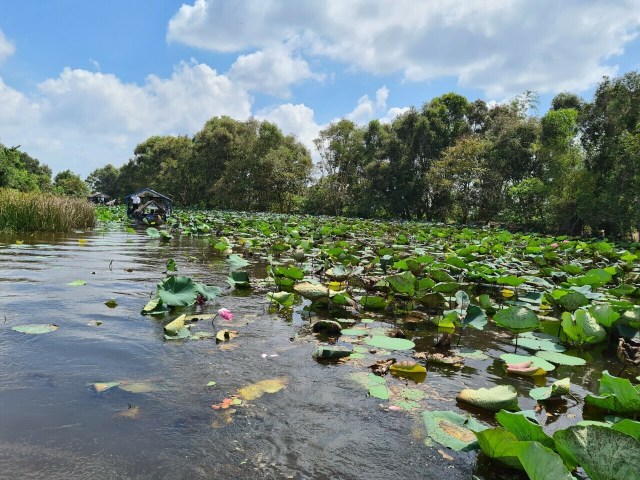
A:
[86,164,120,198]
[53,170,90,198]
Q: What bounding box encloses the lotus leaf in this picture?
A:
[422,410,488,451]
[92,382,120,392]
[462,305,487,330]
[227,254,250,269]
[611,419,640,440]
[11,324,58,334]
[340,328,368,336]
[516,441,575,480]
[585,370,640,415]
[456,385,519,412]
[557,291,590,311]
[529,377,571,401]
[434,282,460,294]
[227,271,250,288]
[294,282,330,301]
[146,227,160,238]
[494,306,540,332]
[367,374,389,400]
[473,427,525,468]
[452,348,488,360]
[216,329,237,343]
[364,335,415,351]
[326,265,349,281]
[535,351,585,366]
[589,304,620,327]
[238,378,287,400]
[311,320,342,334]
[495,410,554,448]
[500,354,555,372]
[267,291,295,308]
[164,327,190,340]
[561,310,607,345]
[569,268,613,288]
[164,314,186,335]
[67,280,86,286]
[386,271,416,295]
[553,425,640,480]
[512,332,565,352]
[120,382,154,393]
[389,362,426,374]
[157,276,199,306]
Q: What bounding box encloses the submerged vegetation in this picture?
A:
[0,188,95,232]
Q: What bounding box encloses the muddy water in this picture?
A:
[0,230,623,479]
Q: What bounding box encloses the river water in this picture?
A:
[0,229,623,479]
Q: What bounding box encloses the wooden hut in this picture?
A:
[124,188,172,223]
[87,192,111,204]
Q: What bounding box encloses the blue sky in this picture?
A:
[1,0,639,177]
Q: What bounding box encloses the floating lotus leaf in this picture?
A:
[529,378,571,401]
[294,281,330,301]
[456,385,519,412]
[216,329,237,343]
[512,332,565,352]
[238,378,287,400]
[365,373,388,400]
[67,280,86,286]
[462,305,487,330]
[312,345,352,359]
[535,351,585,366]
[326,265,350,281]
[386,271,416,295]
[422,410,488,451]
[364,335,415,351]
[120,382,154,393]
[389,361,426,374]
[104,299,118,308]
[164,326,190,340]
[92,382,120,392]
[340,328,368,336]
[11,324,58,334]
[553,425,640,480]
[191,331,215,340]
[500,353,555,372]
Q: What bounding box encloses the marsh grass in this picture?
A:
[0,188,96,232]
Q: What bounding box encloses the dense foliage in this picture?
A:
[6,70,640,237]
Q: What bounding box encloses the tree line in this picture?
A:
[2,71,639,237]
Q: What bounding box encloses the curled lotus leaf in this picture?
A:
[294,281,330,301]
[422,410,488,451]
[456,385,519,412]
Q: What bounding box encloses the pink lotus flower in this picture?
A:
[218,308,233,321]
[550,242,558,248]
[563,240,570,244]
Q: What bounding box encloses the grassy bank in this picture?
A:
[0,188,96,232]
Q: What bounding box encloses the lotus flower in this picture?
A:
[218,308,233,321]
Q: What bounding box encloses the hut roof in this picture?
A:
[88,192,111,199]
[124,188,171,202]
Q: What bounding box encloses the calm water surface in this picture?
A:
[0,230,623,479]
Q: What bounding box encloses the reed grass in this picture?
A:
[0,188,96,232]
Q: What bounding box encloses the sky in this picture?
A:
[1,0,640,178]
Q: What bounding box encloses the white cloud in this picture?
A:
[345,86,390,124]
[0,62,252,176]
[0,30,15,63]
[167,0,640,96]
[229,45,324,97]
[256,103,322,158]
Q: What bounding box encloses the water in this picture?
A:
[0,230,625,479]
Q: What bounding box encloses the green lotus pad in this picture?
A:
[11,324,59,334]
[553,425,640,480]
[422,410,488,451]
[585,370,640,415]
[512,332,566,352]
[340,328,368,336]
[456,385,519,412]
[500,353,555,372]
[364,335,415,351]
[535,351,586,366]
[529,378,571,401]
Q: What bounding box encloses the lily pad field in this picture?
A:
[1,208,640,480]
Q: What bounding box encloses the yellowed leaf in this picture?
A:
[237,378,288,400]
[115,405,140,419]
[438,449,454,461]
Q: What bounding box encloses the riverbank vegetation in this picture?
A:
[0,188,95,232]
[4,70,640,238]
